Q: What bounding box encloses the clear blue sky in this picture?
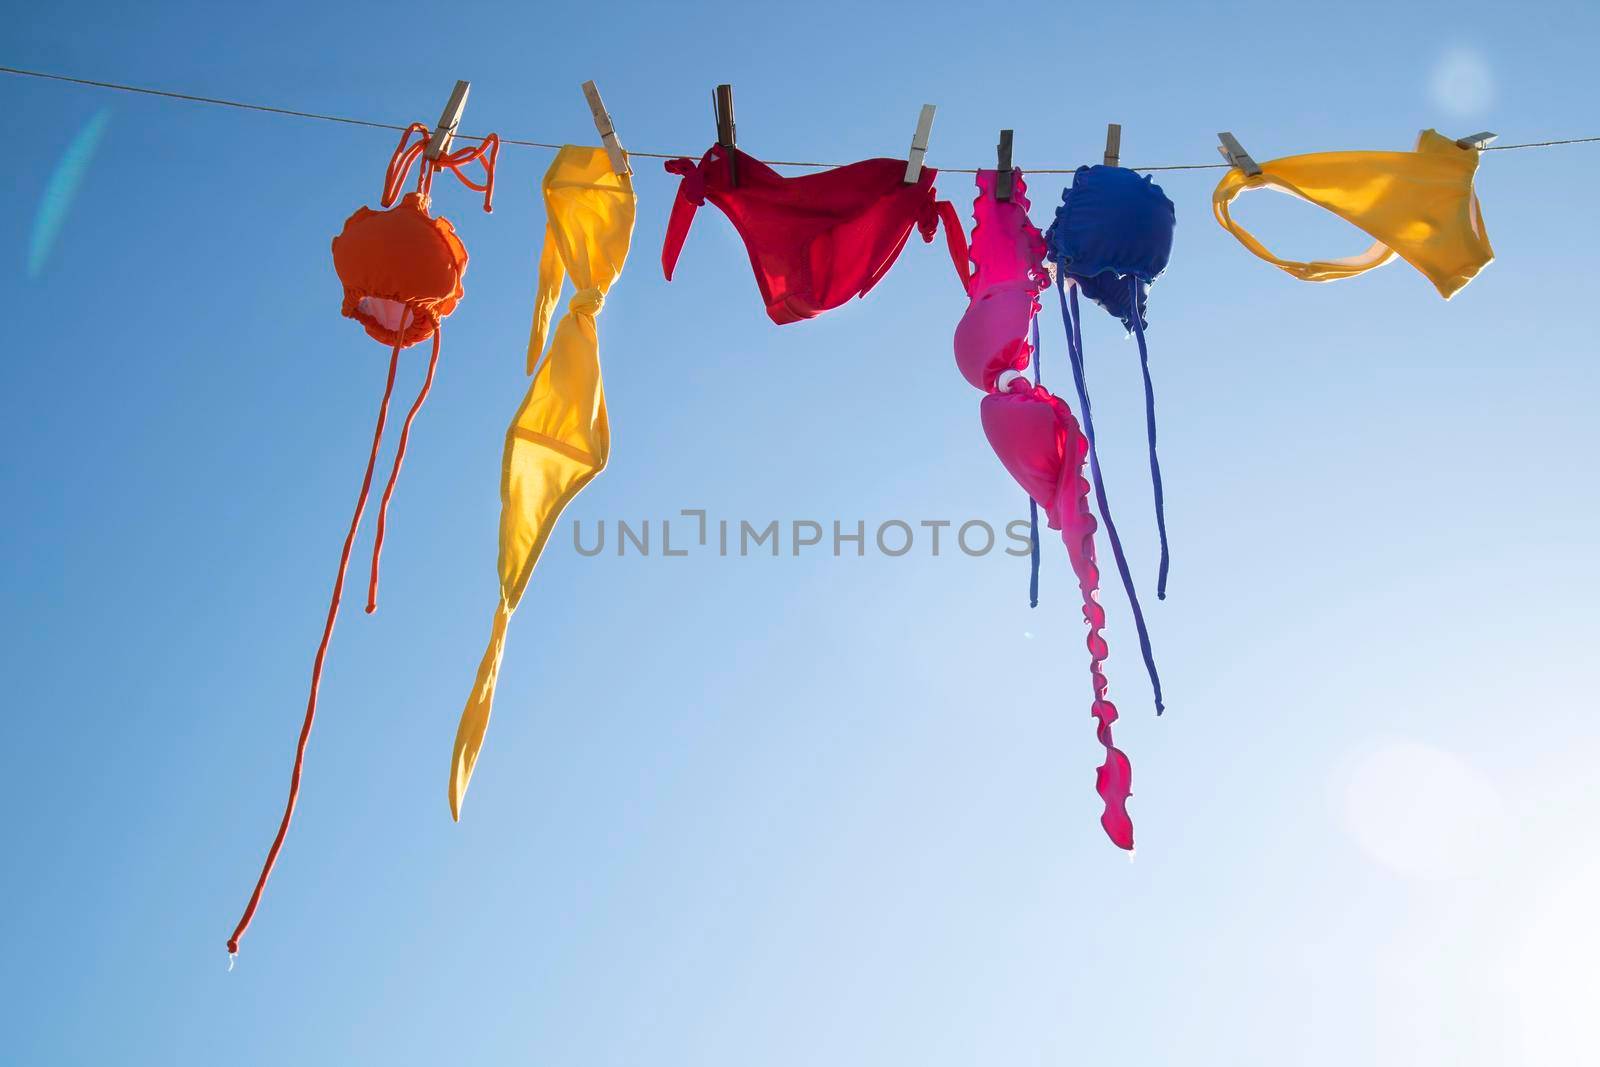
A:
[3,1,1598,1063]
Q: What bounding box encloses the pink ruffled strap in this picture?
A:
[1048,389,1135,849]
[979,379,1136,850]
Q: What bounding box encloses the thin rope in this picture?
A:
[1058,276,1164,714]
[226,343,403,957]
[367,327,442,614]
[1127,276,1170,600]
[1027,312,1043,608]
[5,65,1597,174]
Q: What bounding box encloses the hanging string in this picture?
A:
[1057,276,1164,714]
[5,65,1597,175]
[1127,277,1170,600]
[381,123,499,211]
[367,327,443,614]
[1027,313,1043,608]
[227,342,403,956]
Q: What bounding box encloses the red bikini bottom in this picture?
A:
[662,146,969,324]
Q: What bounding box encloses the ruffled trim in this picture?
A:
[968,169,1051,295]
[1073,268,1150,332]
[339,287,442,348]
[1048,398,1135,849]
[333,198,466,348]
[964,170,1050,383]
[1011,174,1052,292]
[1046,165,1173,288]
[992,380,1136,848]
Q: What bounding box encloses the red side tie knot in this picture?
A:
[664,158,706,206]
[917,195,943,244]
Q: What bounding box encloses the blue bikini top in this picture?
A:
[1046,164,1175,328]
[1039,164,1177,715]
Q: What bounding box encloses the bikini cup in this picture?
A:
[1212,128,1493,298]
[1054,165,1175,289]
[954,170,1082,542]
[1049,163,1171,338]
[1072,267,1147,332]
[953,169,1049,390]
[662,146,969,323]
[981,381,1074,526]
[954,279,1038,390]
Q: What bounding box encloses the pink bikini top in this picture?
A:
[953,169,1052,391]
[952,169,1136,850]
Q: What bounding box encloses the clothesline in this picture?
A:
[21,58,1530,960]
[5,64,1600,175]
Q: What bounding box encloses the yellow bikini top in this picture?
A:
[1212,129,1493,298]
[450,145,635,821]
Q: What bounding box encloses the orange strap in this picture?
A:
[366,327,443,613]
[381,122,500,212]
[227,343,404,957]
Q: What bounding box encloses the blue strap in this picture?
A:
[1028,498,1040,608]
[1032,309,1044,383]
[1027,313,1043,607]
[1128,276,1170,601]
[1057,275,1165,714]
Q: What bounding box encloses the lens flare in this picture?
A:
[1512,864,1600,1062]
[28,109,112,278]
[1341,740,1509,880]
[1428,47,1494,116]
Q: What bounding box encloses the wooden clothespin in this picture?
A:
[713,83,738,187]
[581,80,630,176]
[426,80,471,160]
[1104,123,1122,168]
[1455,131,1497,150]
[996,129,1015,200]
[904,104,936,183]
[1216,131,1261,177]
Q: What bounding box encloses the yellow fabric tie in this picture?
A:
[1212,129,1493,299]
[450,145,635,820]
[570,287,605,317]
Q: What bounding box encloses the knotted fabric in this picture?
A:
[450,145,635,819]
